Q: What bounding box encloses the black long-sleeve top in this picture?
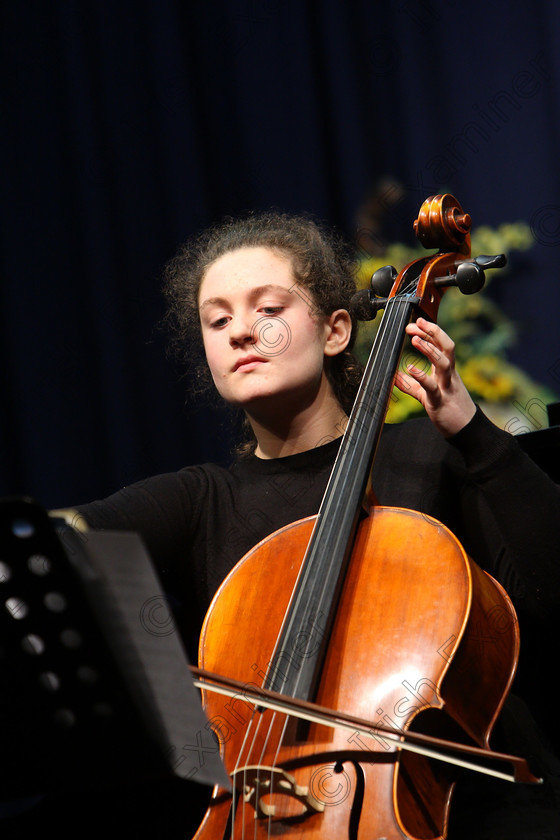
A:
[75,407,560,647]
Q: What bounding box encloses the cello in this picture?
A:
[192,195,539,840]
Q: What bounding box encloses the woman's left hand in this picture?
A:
[394,317,476,438]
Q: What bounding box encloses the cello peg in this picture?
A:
[453,262,486,294]
[433,262,485,294]
[349,265,396,321]
[433,252,506,295]
[473,253,507,270]
[370,265,397,297]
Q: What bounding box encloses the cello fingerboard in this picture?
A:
[265,292,418,702]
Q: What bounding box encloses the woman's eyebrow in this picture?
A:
[199,295,227,312]
[249,284,292,299]
[199,284,291,311]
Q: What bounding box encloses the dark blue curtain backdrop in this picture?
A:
[2,0,560,510]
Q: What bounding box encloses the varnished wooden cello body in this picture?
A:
[192,196,536,840]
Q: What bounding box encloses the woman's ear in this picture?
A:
[323,309,353,357]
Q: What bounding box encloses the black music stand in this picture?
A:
[0,496,229,802]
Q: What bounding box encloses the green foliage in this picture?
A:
[354,223,557,427]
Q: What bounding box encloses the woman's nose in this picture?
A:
[228,313,255,346]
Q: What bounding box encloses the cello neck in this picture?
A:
[265,288,419,701]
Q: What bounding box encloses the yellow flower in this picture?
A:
[386,389,425,423]
[458,356,517,402]
[355,257,388,288]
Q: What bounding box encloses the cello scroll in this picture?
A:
[353,193,507,322]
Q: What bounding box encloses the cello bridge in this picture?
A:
[234,765,325,820]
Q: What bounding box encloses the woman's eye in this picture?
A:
[211,316,229,328]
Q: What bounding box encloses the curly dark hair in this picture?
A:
[162,211,363,454]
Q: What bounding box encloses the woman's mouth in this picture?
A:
[233,356,268,372]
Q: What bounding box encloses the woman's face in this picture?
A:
[198,247,347,416]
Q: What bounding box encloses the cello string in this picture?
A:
[356,287,411,417]
[229,686,291,836]
[239,710,274,840]
[247,291,411,827]
[230,711,255,839]
[374,282,420,399]
[229,701,271,839]
[252,702,297,834]
[268,289,411,704]
[260,284,415,703]
[265,712,290,839]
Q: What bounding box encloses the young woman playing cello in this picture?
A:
[10,211,560,838]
